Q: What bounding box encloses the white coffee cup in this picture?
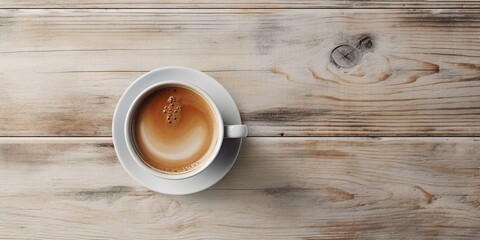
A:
[124,80,247,180]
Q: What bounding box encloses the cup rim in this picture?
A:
[124,80,224,180]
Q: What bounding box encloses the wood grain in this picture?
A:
[0,9,479,137]
[1,137,479,239]
[1,0,480,9]
[1,1,479,239]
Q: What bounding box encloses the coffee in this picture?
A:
[131,85,219,174]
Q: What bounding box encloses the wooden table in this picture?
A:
[1,1,479,239]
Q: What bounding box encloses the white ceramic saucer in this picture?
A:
[112,66,243,195]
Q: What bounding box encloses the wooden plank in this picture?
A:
[0,137,479,238]
[0,9,479,137]
[1,0,480,9]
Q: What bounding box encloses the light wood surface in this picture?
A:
[1,2,479,239]
[0,9,479,137]
[1,137,479,239]
[1,0,480,9]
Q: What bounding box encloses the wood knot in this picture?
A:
[331,45,362,68]
[357,37,374,51]
[330,35,374,68]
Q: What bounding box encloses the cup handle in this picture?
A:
[224,125,248,138]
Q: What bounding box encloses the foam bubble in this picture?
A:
[162,95,182,124]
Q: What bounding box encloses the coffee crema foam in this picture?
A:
[132,86,219,174]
